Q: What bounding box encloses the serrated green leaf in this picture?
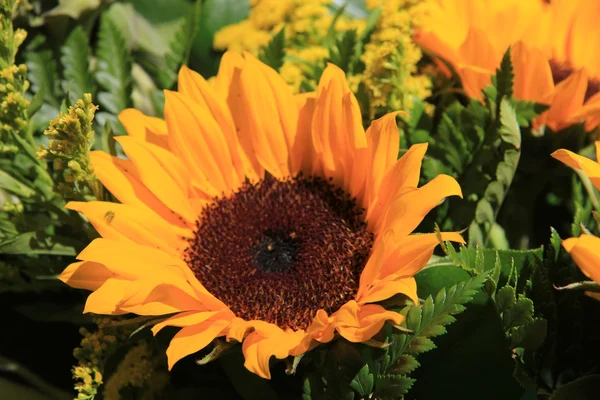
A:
[499,98,521,148]
[95,7,133,115]
[25,49,60,108]
[350,364,374,396]
[61,26,94,100]
[329,29,358,73]
[406,336,436,354]
[375,374,415,398]
[496,47,514,100]
[405,306,422,332]
[258,27,286,72]
[496,285,517,314]
[503,295,534,330]
[509,318,547,349]
[390,354,420,375]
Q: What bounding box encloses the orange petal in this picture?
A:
[511,41,554,103]
[213,51,245,99]
[83,278,130,314]
[76,238,189,280]
[118,109,169,149]
[164,90,240,196]
[59,261,114,291]
[334,301,403,343]
[540,69,588,131]
[90,151,188,228]
[366,144,428,230]
[562,235,600,284]
[166,318,231,370]
[364,111,404,207]
[305,309,336,343]
[551,148,600,190]
[236,52,296,178]
[152,310,223,335]
[359,277,418,306]
[177,65,247,186]
[66,201,191,256]
[381,174,463,239]
[290,92,317,175]
[242,329,306,379]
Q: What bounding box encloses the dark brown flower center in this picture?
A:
[184,175,373,330]
[550,60,600,102]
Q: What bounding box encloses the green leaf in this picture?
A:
[95,7,133,115]
[328,29,358,74]
[375,374,415,398]
[499,98,521,148]
[258,27,286,72]
[496,285,517,314]
[350,364,374,396]
[0,170,36,197]
[389,354,420,375]
[0,232,78,256]
[509,318,547,350]
[25,49,61,108]
[503,295,534,330]
[60,26,94,100]
[495,47,514,101]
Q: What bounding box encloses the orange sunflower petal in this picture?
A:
[242,329,306,379]
[83,278,130,314]
[290,92,317,175]
[118,109,169,149]
[59,261,114,291]
[511,41,554,103]
[562,235,600,284]
[166,318,232,370]
[334,301,403,343]
[551,148,600,190]
[381,174,463,239]
[152,310,224,335]
[540,69,588,130]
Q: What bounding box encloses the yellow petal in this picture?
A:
[562,235,600,285]
[551,148,600,190]
[90,151,188,227]
[236,52,295,178]
[242,329,305,379]
[83,278,130,314]
[152,310,222,335]
[359,277,418,306]
[66,201,191,256]
[381,174,463,239]
[166,318,231,370]
[540,69,588,131]
[59,261,114,291]
[118,109,169,149]
[213,51,245,98]
[334,301,403,343]
[367,143,429,231]
[511,41,554,103]
[290,92,317,175]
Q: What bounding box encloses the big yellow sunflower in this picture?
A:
[59,52,463,379]
[415,0,600,131]
[552,142,600,292]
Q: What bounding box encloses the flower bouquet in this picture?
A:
[1,0,599,399]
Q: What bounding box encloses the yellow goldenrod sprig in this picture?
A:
[38,93,103,199]
[72,317,139,400]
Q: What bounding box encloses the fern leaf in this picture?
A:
[61,26,95,100]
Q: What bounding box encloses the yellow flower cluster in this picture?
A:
[1,0,29,153]
[214,0,364,92]
[72,317,139,400]
[361,0,432,118]
[103,341,163,400]
[37,94,102,199]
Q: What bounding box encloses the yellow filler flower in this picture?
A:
[552,142,600,288]
[59,52,463,379]
[415,0,600,131]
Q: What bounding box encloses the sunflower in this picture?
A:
[552,142,600,292]
[415,0,600,131]
[59,52,463,379]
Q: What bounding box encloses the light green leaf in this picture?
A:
[0,170,35,197]
[350,364,374,396]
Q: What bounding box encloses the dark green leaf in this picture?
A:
[328,29,358,73]
[509,318,547,350]
[350,364,374,396]
[0,170,35,197]
[258,27,286,72]
[495,47,514,101]
[375,374,415,398]
[61,26,94,99]
[503,296,534,330]
[95,7,133,115]
[496,285,517,314]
